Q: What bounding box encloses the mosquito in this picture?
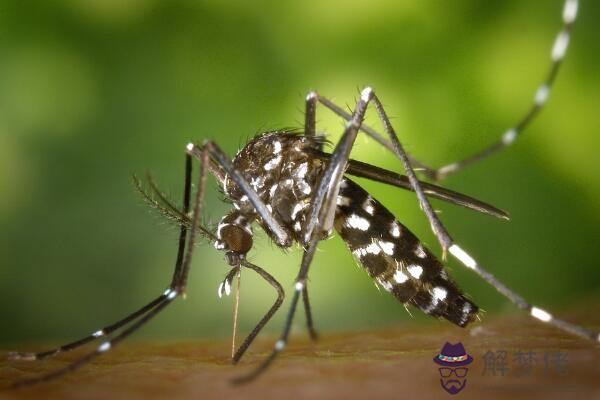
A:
[7,0,597,388]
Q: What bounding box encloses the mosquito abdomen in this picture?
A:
[334,178,478,327]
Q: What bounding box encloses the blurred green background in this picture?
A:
[0,0,598,346]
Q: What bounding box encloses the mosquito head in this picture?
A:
[220,225,252,266]
[215,211,254,267]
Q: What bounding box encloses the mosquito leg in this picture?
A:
[265,91,323,341]
[369,91,454,255]
[10,295,177,388]
[189,141,290,248]
[7,154,192,365]
[310,86,455,255]
[446,244,599,342]
[303,88,373,242]
[234,89,374,383]
[7,293,168,362]
[173,145,210,293]
[316,0,579,181]
[363,89,599,343]
[232,240,319,384]
[305,91,317,137]
[232,261,284,364]
[189,138,329,363]
[425,0,579,180]
[315,94,432,172]
[8,150,201,387]
[301,286,318,341]
[170,151,194,288]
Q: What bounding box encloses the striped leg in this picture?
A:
[233,88,375,383]
[367,86,599,342]
[7,292,170,363]
[314,0,579,181]
[359,87,599,343]
[447,244,599,342]
[188,141,290,248]
[305,89,454,255]
[309,84,600,346]
[424,0,579,180]
[8,150,204,388]
[10,294,177,388]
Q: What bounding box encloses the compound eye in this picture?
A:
[221,224,253,255]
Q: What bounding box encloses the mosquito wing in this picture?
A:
[309,149,509,220]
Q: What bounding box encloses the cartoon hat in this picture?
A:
[433,342,473,367]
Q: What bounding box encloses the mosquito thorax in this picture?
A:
[221,131,328,248]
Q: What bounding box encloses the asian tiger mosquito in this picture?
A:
[6,0,598,388]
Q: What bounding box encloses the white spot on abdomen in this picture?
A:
[362,197,375,215]
[393,270,408,284]
[432,287,448,301]
[378,241,395,255]
[460,302,472,325]
[390,222,401,238]
[414,244,427,259]
[365,242,381,255]
[345,214,370,231]
[407,264,423,279]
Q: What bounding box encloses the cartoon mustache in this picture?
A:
[441,378,467,395]
[443,379,464,389]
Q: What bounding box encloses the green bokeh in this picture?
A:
[0,0,598,345]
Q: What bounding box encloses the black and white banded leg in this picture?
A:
[140,171,316,359]
[233,84,598,384]
[187,140,331,370]
[421,0,580,180]
[143,141,321,355]
[7,151,202,388]
[316,86,600,344]
[7,137,304,387]
[312,0,580,181]
[234,88,377,383]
